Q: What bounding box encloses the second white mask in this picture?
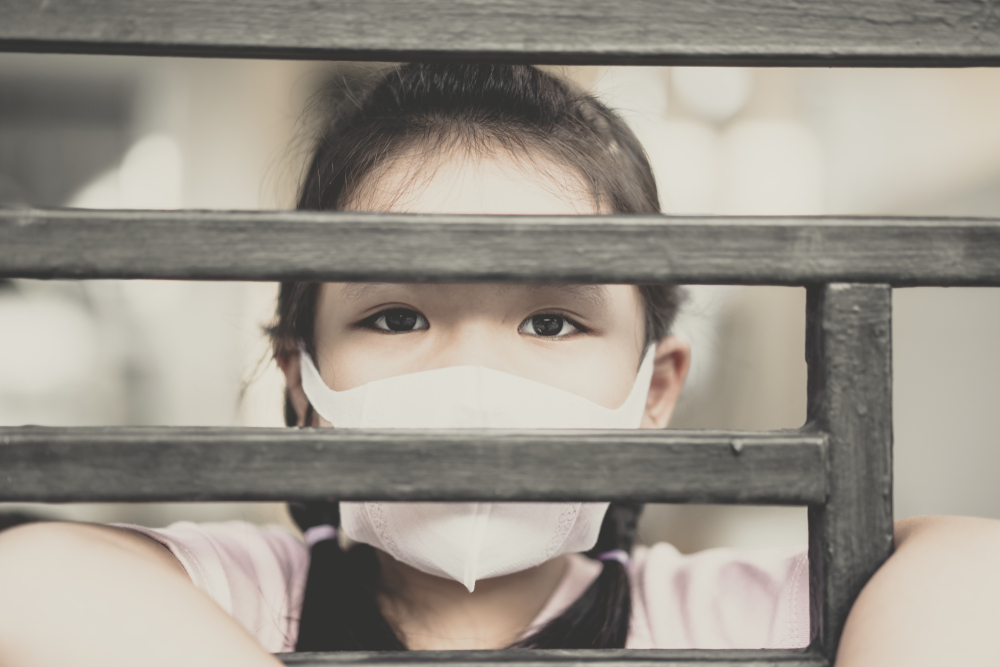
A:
[299,345,655,592]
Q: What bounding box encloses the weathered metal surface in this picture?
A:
[1,0,999,66]
[277,648,827,667]
[0,427,826,504]
[2,209,1000,286]
[805,285,894,660]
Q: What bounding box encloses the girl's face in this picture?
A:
[283,151,689,427]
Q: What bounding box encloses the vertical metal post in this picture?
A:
[805,283,894,661]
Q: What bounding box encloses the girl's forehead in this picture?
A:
[345,150,597,215]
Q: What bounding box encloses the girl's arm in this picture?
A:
[836,515,1000,666]
[0,521,283,667]
[3,516,997,665]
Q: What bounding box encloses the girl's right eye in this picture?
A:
[363,308,429,333]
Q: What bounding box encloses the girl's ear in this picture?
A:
[640,335,691,429]
[277,349,313,427]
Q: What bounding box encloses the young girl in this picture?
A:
[0,63,998,667]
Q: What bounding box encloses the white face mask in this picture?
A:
[299,345,655,592]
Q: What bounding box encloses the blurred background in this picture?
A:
[1,55,998,551]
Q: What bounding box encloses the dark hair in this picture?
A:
[269,63,682,651]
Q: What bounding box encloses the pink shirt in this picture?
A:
[123,521,809,653]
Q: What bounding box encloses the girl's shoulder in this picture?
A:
[116,520,308,653]
[115,521,809,652]
[628,542,810,650]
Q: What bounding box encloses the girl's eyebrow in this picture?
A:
[341,283,395,302]
[520,284,609,308]
[341,283,609,308]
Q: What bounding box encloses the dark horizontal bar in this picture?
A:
[0,426,826,504]
[3,209,1000,286]
[1,0,999,67]
[277,648,826,667]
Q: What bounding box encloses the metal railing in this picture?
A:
[3,1,1000,664]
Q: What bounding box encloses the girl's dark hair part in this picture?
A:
[269,63,682,651]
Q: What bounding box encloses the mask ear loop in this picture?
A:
[609,344,657,421]
[297,341,339,427]
[289,340,318,428]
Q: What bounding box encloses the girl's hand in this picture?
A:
[836,515,1000,666]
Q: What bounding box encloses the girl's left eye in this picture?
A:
[365,308,429,333]
[518,314,582,338]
